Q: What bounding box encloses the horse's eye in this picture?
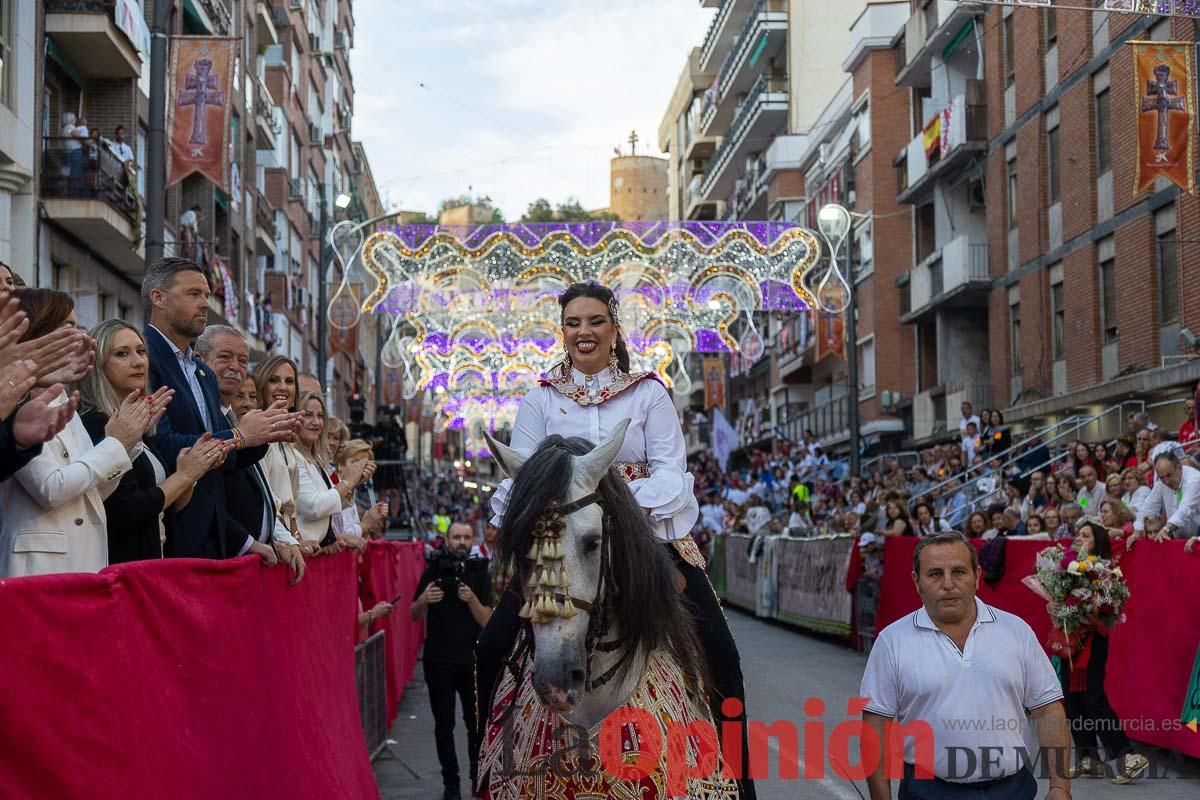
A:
[583,536,601,554]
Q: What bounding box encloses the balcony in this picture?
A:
[911,377,991,442]
[41,136,143,275]
[902,235,990,322]
[255,191,276,256]
[698,0,755,73]
[256,91,281,151]
[685,174,720,220]
[45,0,143,80]
[700,73,788,203]
[896,0,983,89]
[779,392,850,446]
[255,0,280,50]
[700,0,788,139]
[896,93,986,202]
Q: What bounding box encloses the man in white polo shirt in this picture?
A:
[859,532,1071,799]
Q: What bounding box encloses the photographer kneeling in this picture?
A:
[411,522,491,800]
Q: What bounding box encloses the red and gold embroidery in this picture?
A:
[612,460,651,483]
[539,370,662,407]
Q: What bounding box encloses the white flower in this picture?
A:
[1067,561,1081,575]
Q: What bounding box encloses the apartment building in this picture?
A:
[0,0,36,279]
[261,0,361,407]
[982,6,1200,435]
[659,0,862,458]
[772,1,916,455]
[887,0,991,443]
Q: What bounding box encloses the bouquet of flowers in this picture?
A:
[1026,544,1130,634]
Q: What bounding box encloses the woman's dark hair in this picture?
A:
[1026,514,1045,532]
[557,282,631,372]
[15,288,74,342]
[497,434,705,690]
[1076,520,1113,559]
[991,410,1005,426]
[966,510,989,536]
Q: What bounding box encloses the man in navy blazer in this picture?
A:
[142,257,300,559]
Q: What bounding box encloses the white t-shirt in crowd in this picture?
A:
[959,414,981,436]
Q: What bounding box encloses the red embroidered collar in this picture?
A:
[539,369,661,407]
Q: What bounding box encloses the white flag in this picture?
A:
[712,407,739,472]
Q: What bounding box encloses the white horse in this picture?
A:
[477,421,738,799]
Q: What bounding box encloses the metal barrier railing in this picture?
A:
[853,577,879,655]
[935,402,1146,516]
[355,630,389,759]
[959,401,1144,515]
[912,413,1083,506]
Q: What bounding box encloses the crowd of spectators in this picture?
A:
[0,259,395,609]
[684,397,1200,563]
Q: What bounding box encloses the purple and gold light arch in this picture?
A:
[352,221,819,454]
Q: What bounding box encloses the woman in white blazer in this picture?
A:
[293,391,367,549]
[0,290,155,577]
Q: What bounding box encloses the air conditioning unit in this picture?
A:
[308,123,322,144]
[288,0,302,9]
[308,33,321,52]
[334,29,349,50]
[288,177,303,198]
[296,286,310,307]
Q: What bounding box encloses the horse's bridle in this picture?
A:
[511,489,624,693]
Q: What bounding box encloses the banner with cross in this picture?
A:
[167,36,238,189]
[1131,40,1196,195]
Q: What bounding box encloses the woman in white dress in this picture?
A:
[477,281,755,800]
[293,391,368,552]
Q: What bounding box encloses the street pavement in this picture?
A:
[375,608,1199,799]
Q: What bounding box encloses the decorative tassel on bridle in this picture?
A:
[519,502,580,623]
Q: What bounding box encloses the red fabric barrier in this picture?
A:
[0,552,380,800]
[359,541,426,726]
[876,537,1200,757]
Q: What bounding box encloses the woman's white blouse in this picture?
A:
[295,453,342,543]
[489,367,698,542]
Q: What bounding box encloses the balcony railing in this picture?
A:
[41,136,137,223]
[699,0,735,70]
[255,191,275,235]
[701,72,786,198]
[898,94,986,196]
[780,393,850,444]
[907,235,989,315]
[712,0,766,106]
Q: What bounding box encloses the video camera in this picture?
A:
[427,545,487,592]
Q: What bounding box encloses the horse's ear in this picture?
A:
[575,419,630,489]
[484,431,527,479]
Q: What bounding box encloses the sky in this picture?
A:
[350,0,715,221]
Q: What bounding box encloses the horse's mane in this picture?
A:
[498,434,708,692]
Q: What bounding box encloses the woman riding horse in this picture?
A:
[478,281,754,800]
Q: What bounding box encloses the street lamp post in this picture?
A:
[817,204,860,478]
[318,191,353,405]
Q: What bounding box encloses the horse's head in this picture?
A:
[485,420,629,715]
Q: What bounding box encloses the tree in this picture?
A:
[521,198,556,223]
[519,196,620,223]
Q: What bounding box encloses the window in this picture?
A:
[858,337,876,396]
[1096,89,1111,174]
[1045,8,1057,47]
[852,97,871,153]
[1051,281,1066,360]
[0,0,12,108]
[1003,14,1015,88]
[136,126,147,197]
[1158,229,1179,323]
[1010,302,1022,373]
[1047,125,1060,204]
[1006,157,1018,230]
[1100,256,1118,344]
[290,130,301,180]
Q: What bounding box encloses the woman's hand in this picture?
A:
[1046,601,1063,616]
[145,386,174,430]
[176,433,229,481]
[105,390,152,449]
[342,458,368,488]
[1185,536,1199,554]
[337,534,366,553]
[370,601,394,619]
[0,359,37,419]
[297,539,320,557]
